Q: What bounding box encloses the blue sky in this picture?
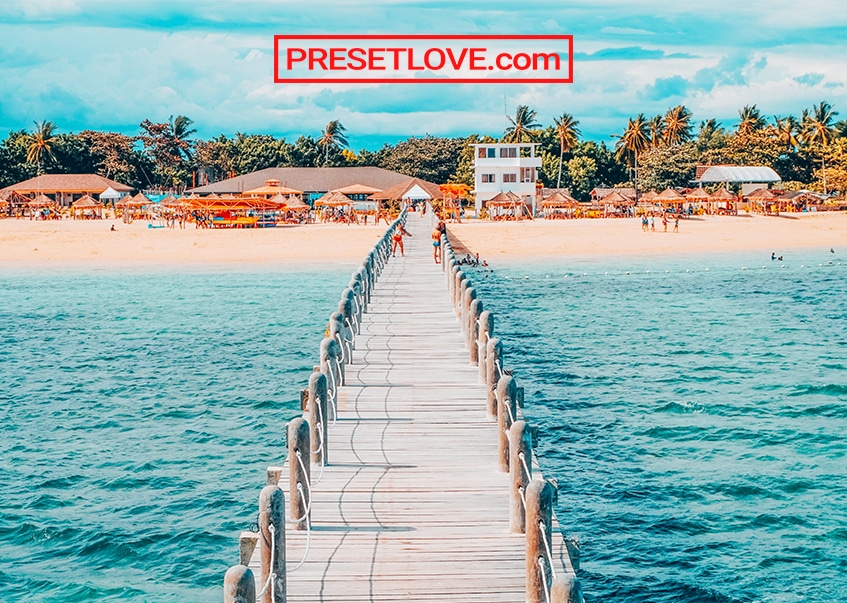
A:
[1,0,846,150]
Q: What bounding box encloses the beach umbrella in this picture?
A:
[655,188,686,204]
[541,191,579,208]
[685,187,710,201]
[709,187,737,201]
[28,193,56,208]
[599,190,634,205]
[71,195,101,209]
[744,188,777,201]
[283,195,310,211]
[314,190,354,207]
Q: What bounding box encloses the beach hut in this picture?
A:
[485,191,530,220]
[707,186,738,215]
[541,191,579,219]
[314,190,355,223]
[598,190,634,218]
[71,194,103,219]
[745,187,779,214]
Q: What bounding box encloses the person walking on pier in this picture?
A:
[432,220,446,264]
[392,223,412,257]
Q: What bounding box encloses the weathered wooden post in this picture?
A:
[457,277,469,321]
[449,265,460,305]
[509,420,532,533]
[224,564,256,603]
[258,484,286,603]
[453,270,465,312]
[308,371,328,465]
[478,311,493,382]
[496,374,517,471]
[551,574,583,603]
[339,291,357,341]
[320,337,343,410]
[485,337,502,417]
[462,286,476,344]
[468,298,483,364]
[288,418,311,531]
[348,278,363,325]
[240,532,259,565]
[356,266,369,309]
[329,312,350,364]
[526,478,556,603]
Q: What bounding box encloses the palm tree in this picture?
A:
[773,115,800,150]
[664,105,693,146]
[801,100,839,193]
[737,105,766,135]
[318,120,348,165]
[504,105,540,143]
[647,115,664,149]
[552,113,581,189]
[614,114,650,198]
[26,120,57,174]
[168,115,197,163]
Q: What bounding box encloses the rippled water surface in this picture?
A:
[469,251,847,602]
[2,252,846,603]
[0,266,350,602]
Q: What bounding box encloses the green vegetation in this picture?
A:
[2,102,847,196]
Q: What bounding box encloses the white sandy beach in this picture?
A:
[0,219,388,266]
[0,212,844,266]
[447,212,847,260]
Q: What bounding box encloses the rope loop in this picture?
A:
[538,557,551,603]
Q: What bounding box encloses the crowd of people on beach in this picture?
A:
[641,213,679,233]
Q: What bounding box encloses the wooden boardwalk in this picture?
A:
[251,212,574,602]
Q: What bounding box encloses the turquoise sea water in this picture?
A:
[1,251,845,602]
[469,250,847,603]
[0,267,351,602]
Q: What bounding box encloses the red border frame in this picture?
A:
[273,34,573,84]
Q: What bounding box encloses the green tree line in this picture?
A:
[3,102,847,199]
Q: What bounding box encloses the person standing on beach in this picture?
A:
[673,217,679,232]
[662,215,668,232]
[650,216,655,231]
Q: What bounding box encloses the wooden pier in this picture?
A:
[230,211,579,603]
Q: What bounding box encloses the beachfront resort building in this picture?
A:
[0,174,133,206]
[187,167,435,205]
[695,165,781,195]
[472,143,542,216]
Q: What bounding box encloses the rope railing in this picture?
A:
[540,519,557,580]
[255,523,277,600]
[538,557,552,603]
[439,224,581,603]
[519,451,532,483]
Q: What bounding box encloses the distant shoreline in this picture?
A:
[0,212,843,267]
[447,212,845,262]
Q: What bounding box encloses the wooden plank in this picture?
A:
[245,213,575,602]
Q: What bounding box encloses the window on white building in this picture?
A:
[499,147,517,158]
[482,174,496,183]
[520,167,535,183]
[478,147,487,158]
[502,173,517,183]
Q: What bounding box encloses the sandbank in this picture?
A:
[447,212,846,261]
[0,219,386,267]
